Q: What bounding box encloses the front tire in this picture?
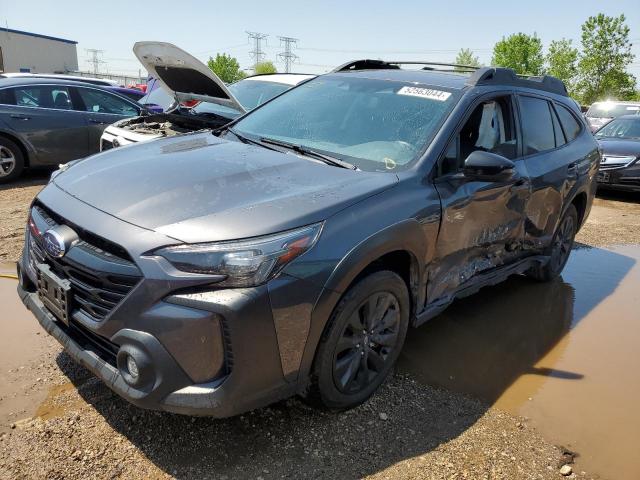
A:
[0,137,25,184]
[308,271,410,410]
[527,204,578,281]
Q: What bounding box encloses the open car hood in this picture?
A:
[133,41,246,113]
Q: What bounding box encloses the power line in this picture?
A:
[246,31,268,72]
[277,36,298,73]
[85,49,106,75]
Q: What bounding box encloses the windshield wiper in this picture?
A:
[225,127,280,152]
[259,137,358,170]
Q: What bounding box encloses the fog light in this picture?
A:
[126,355,139,379]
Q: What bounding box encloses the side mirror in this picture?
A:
[463,150,515,181]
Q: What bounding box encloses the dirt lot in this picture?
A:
[0,173,638,479]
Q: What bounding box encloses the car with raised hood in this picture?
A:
[17,60,599,417]
[0,77,143,183]
[100,42,314,150]
[594,114,640,192]
[585,100,640,132]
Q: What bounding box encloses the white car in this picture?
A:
[585,100,640,132]
[100,42,314,150]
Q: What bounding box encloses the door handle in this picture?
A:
[89,119,107,125]
[10,114,30,120]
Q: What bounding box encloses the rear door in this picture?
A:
[72,86,140,153]
[429,92,530,303]
[517,94,583,249]
[2,84,89,165]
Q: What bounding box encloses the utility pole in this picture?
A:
[277,36,298,73]
[85,49,106,75]
[246,31,268,73]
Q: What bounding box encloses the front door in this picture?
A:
[5,84,89,165]
[428,93,530,303]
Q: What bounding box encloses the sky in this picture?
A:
[1,0,639,79]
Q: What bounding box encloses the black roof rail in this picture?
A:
[466,67,568,96]
[332,59,480,73]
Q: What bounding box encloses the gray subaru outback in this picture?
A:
[17,60,599,416]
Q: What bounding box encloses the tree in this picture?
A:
[454,48,481,71]
[546,39,579,94]
[207,53,247,84]
[576,13,636,104]
[254,61,277,75]
[491,33,544,75]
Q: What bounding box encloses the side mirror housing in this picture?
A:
[463,150,515,181]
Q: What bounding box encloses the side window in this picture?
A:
[0,88,15,105]
[440,95,518,175]
[519,96,555,155]
[555,104,581,142]
[551,107,566,148]
[76,88,138,117]
[11,86,72,110]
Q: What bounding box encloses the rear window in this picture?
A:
[519,96,555,155]
[0,88,14,105]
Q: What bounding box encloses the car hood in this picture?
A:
[597,138,640,157]
[52,133,398,243]
[133,41,246,114]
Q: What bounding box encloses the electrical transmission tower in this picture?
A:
[277,36,298,73]
[246,31,268,72]
[85,49,106,74]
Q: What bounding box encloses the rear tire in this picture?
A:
[527,204,578,282]
[0,137,25,184]
[307,271,410,410]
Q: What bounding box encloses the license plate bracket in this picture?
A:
[36,263,72,325]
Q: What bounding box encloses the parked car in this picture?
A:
[17,60,598,418]
[0,72,119,87]
[585,100,640,132]
[100,42,314,149]
[0,77,143,182]
[594,114,640,191]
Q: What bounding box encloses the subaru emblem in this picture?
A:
[42,226,78,258]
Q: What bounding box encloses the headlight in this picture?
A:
[153,223,322,287]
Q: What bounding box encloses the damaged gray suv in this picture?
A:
[18,59,599,416]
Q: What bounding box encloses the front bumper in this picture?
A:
[18,265,297,416]
[597,162,640,192]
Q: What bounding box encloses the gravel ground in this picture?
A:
[2,174,636,479]
[1,353,579,480]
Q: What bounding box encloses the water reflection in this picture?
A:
[399,245,640,479]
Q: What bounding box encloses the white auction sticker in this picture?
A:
[397,86,451,101]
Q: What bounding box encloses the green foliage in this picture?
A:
[207,53,247,84]
[546,39,579,94]
[491,33,544,75]
[576,14,636,104]
[254,61,277,75]
[454,49,481,71]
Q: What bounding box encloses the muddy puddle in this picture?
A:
[399,244,640,479]
[0,262,54,432]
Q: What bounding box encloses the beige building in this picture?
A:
[0,28,78,74]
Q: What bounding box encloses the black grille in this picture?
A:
[29,205,141,322]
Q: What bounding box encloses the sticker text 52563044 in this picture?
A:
[397,86,452,101]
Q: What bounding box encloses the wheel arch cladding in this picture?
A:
[572,191,588,229]
[297,220,428,386]
[0,131,30,167]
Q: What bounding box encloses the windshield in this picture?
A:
[587,103,640,119]
[193,79,291,118]
[595,117,640,139]
[138,84,174,111]
[232,75,458,172]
